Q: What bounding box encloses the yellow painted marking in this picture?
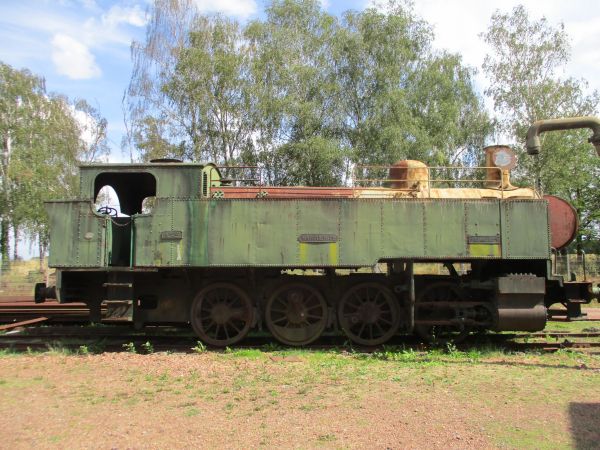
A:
[329,243,339,265]
[299,243,308,264]
[468,244,501,257]
[177,241,183,261]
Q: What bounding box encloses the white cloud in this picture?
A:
[367,0,600,96]
[193,0,257,18]
[0,2,149,79]
[102,4,148,28]
[70,106,96,146]
[78,0,99,11]
[51,33,101,79]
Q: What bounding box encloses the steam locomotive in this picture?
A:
[35,117,600,346]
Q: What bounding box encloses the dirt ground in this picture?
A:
[0,348,598,449]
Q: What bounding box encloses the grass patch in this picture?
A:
[543,320,600,332]
[316,433,336,442]
[0,332,598,449]
[227,348,265,359]
[185,407,200,417]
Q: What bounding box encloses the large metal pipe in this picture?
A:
[526,116,600,156]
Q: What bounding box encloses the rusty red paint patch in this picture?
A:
[544,195,578,250]
[219,186,355,199]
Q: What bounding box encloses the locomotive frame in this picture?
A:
[35,117,600,346]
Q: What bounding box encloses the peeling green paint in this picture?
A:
[44,164,550,269]
[47,196,550,269]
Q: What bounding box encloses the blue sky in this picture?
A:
[1,0,599,162]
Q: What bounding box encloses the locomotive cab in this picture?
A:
[44,161,220,271]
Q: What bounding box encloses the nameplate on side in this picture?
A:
[298,234,338,243]
[160,230,183,241]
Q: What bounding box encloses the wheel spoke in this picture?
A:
[379,317,393,326]
[306,304,323,312]
[344,302,361,313]
[363,288,371,302]
[339,283,400,346]
[266,284,326,346]
[190,284,253,347]
[353,292,364,304]
[358,322,366,338]
[229,322,241,334]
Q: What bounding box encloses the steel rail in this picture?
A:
[1,326,598,353]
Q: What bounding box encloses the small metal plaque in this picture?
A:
[160,230,183,241]
[467,235,501,244]
[298,234,338,243]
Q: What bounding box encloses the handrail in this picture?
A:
[211,165,263,189]
[352,165,508,197]
[207,164,518,198]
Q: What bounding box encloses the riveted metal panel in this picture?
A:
[207,200,255,265]
[382,200,425,258]
[254,201,297,266]
[76,203,107,267]
[46,201,81,267]
[297,201,341,266]
[465,201,502,258]
[424,200,466,258]
[133,215,153,266]
[133,198,171,266]
[169,200,189,265]
[503,200,550,259]
[177,200,209,266]
[121,197,550,268]
[340,201,382,265]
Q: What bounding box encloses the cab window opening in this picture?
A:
[94,172,157,215]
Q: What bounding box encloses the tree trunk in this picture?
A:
[0,217,9,265]
[1,134,11,265]
[575,188,582,255]
[39,238,46,274]
[12,225,18,260]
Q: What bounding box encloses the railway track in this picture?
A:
[1,325,599,354]
[0,301,96,325]
[0,300,598,325]
[1,299,599,353]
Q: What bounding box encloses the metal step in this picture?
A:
[102,300,133,322]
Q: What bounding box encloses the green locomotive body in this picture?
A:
[35,118,600,346]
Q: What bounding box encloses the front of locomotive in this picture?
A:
[526,117,600,317]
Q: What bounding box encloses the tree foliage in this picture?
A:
[124,0,197,161]
[165,16,254,164]
[482,5,600,250]
[125,0,490,185]
[0,62,108,261]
